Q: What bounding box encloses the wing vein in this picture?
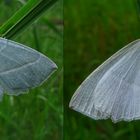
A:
[0,55,41,75]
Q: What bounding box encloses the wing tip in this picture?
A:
[52,62,58,70]
[49,61,58,75]
[69,99,74,109]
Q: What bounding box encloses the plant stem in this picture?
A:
[0,0,58,39]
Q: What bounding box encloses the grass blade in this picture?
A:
[0,0,58,39]
[45,19,63,37]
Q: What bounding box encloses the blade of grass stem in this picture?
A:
[0,0,58,39]
[45,19,63,37]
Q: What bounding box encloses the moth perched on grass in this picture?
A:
[0,37,57,99]
[69,39,140,123]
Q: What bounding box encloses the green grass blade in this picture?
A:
[45,19,63,37]
[32,23,41,51]
[0,0,58,39]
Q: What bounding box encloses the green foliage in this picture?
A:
[64,0,140,140]
[0,0,62,140]
[0,0,58,39]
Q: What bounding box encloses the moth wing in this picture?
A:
[0,38,57,95]
[69,39,140,122]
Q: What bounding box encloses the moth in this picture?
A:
[69,39,140,123]
[0,37,57,100]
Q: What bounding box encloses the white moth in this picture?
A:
[0,37,57,100]
[69,39,140,123]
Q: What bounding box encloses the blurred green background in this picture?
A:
[0,0,63,140]
[64,0,140,140]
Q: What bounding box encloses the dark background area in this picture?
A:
[64,0,140,139]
